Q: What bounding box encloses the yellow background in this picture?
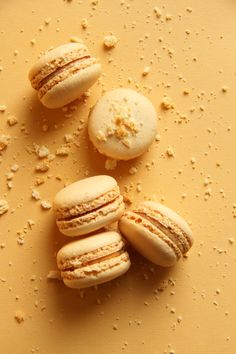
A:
[0,1,236,353]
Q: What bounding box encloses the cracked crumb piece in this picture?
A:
[7,115,18,126]
[38,145,49,158]
[31,189,40,200]
[166,146,175,157]
[0,199,9,216]
[142,66,150,76]
[0,135,10,151]
[105,158,117,170]
[56,146,70,156]
[14,310,25,323]
[11,164,19,172]
[40,200,52,210]
[35,161,49,172]
[161,97,174,110]
[0,105,7,112]
[153,6,162,18]
[81,18,88,29]
[64,134,74,143]
[103,35,118,49]
[47,270,62,280]
[34,176,45,186]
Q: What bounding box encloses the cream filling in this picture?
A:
[122,211,182,260]
[134,206,192,254]
[57,195,124,231]
[38,56,97,98]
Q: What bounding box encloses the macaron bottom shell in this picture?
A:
[40,63,102,108]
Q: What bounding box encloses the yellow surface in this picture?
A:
[0,1,236,353]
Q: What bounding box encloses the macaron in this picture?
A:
[54,175,125,237]
[119,201,194,267]
[57,231,131,289]
[29,42,101,108]
[88,88,157,160]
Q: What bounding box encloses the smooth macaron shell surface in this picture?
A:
[29,43,101,108]
[54,175,125,237]
[119,201,193,267]
[88,88,157,160]
[57,231,131,289]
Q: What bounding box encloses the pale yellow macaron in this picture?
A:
[57,231,131,289]
[54,175,125,237]
[119,201,194,267]
[88,88,157,160]
[29,42,101,108]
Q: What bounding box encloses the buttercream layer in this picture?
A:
[121,211,182,260]
[38,56,97,98]
[56,186,120,220]
[30,47,89,89]
[134,205,192,254]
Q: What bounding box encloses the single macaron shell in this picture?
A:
[57,231,131,289]
[54,175,125,237]
[119,201,194,267]
[29,42,102,108]
[88,88,157,160]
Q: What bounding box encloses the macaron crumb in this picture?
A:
[0,199,9,216]
[14,310,25,324]
[35,161,50,172]
[0,134,10,151]
[55,145,70,157]
[0,105,7,112]
[7,115,18,126]
[153,7,162,18]
[166,146,175,157]
[81,18,88,29]
[228,237,234,245]
[70,36,83,43]
[40,200,52,210]
[37,145,49,159]
[142,66,150,76]
[47,270,61,280]
[31,189,41,201]
[112,323,118,330]
[103,35,118,49]
[105,158,117,170]
[44,17,51,25]
[222,86,228,93]
[161,97,174,110]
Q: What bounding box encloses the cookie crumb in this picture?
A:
[31,189,41,201]
[221,86,228,93]
[0,135,10,151]
[7,115,18,126]
[35,161,49,172]
[104,35,118,49]
[142,66,150,76]
[64,134,74,143]
[153,7,162,18]
[0,199,9,216]
[0,105,7,112]
[105,158,117,170]
[44,17,51,25]
[228,238,234,245]
[161,97,174,110]
[56,145,70,156]
[81,18,88,29]
[166,146,175,157]
[40,200,52,210]
[14,310,25,323]
[11,164,19,172]
[38,145,49,158]
[47,270,61,280]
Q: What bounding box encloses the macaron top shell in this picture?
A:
[54,175,117,211]
[88,88,157,160]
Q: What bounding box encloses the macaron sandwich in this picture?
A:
[29,42,101,108]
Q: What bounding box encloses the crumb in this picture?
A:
[81,18,88,29]
[183,89,190,95]
[142,66,150,76]
[103,35,118,49]
[228,238,234,245]
[56,145,70,156]
[40,200,52,210]
[30,39,36,45]
[38,145,49,158]
[153,7,162,18]
[6,172,14,180]
[165,14,172,21]
[161,97,174,110]
[7,115,18,126]
[129,166,138,175]
[35,161,49,172]
[190,157,196,164]
[47,270,61,280]
[11,164,19,172]
[0,135,10,151]
[105,158,117,170]
[27,219,35,229]
[44,17,51,25]
[0,105,7,112]
[64,134,74,143]
[31,189,41,200]
[34,177,45,186]
[155,134,161,142]
[166,146,175,157]
[70,36,83,43]
[0,199,9,216]
[112,324,118,330]
[14,310,25,323]
[123,194,133,205]
[222,86,228,93]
